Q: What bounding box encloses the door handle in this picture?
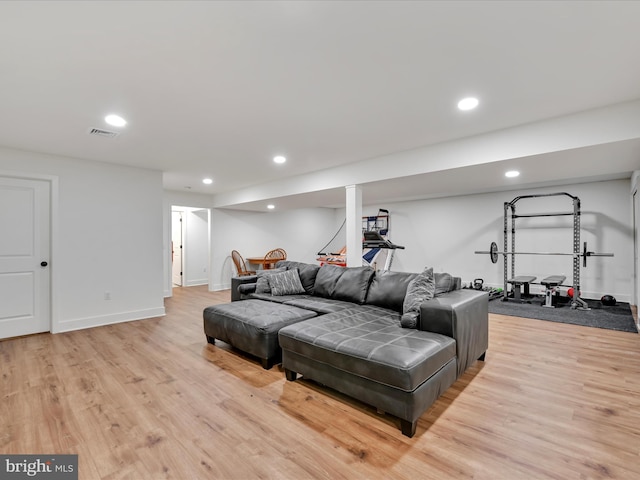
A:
[40,261,48,267]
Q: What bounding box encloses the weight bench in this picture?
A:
[540,275,566,308]
[507,275,536,302]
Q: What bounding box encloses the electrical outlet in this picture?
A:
[104,291,111,300]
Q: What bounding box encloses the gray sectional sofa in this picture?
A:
[204,260,488,437]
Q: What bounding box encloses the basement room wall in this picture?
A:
[210,207,336,291]
[0,146,165,332]
[371,179,632,302]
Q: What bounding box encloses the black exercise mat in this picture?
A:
[488,295,638,333]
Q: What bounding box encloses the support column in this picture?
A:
[345,185,362,267]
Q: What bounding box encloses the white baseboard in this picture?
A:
[212,282,231,291]
[53,306,166,334]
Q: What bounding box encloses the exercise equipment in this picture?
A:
[601,295,616,306]
[478,241,613,267]
[474,192,614,310]
[473,278,484,290]
[541,275,566,308]
[362,230,405,271]
[317,209,404,271]
[507,275,536,302]
[567,287,579,298]
[316,218,346,258]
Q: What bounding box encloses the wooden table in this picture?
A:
[246,257,277,270]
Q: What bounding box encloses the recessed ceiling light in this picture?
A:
[267,204,275,210]
[457,97,479,111]
[105,114,127,127]
[202,178,213,185]
[505,170,520,178]
[273,156,286,164]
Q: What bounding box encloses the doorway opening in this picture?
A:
[171,210,183,287]
[170,206,210,291]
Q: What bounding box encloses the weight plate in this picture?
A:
[490,242,498,264]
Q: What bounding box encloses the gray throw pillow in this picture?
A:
[434,272,455,296]
[401,312,420,329]
[255,267,286,294]
[269,268,306,296]
[401,267,435,328]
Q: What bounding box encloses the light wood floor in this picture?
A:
[2,286,639,480]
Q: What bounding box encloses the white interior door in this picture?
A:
[172,211,183,286]
[0,176,50,339]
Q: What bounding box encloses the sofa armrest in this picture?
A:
[418,289,488,377]
[231,275,257,301]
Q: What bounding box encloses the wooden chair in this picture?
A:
[263,248,287,270]
[231,250,256,276]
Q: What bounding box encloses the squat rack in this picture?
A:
[503,192,588,308]
[475,192,613,309]
[476,192,614,309]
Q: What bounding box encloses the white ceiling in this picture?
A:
[1,1,640,210]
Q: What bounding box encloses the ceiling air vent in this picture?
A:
[88,128,119,138]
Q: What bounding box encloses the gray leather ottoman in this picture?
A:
[203,299,317,369]
[278,305,457,436]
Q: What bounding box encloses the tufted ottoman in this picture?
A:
[203,299,317,369]
[278,305,458,436]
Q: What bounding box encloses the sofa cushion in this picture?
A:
[255,267,286,294]
[269,268,306,296]
[278,305,456,392]
[401,267,435,329]
[282,296,357,314]
[313,264,346,298]
[249,292,310,304]
[365,270,418,313]
[276,261,320,294]
[332,266,375,304]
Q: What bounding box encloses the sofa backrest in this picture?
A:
[313,265,374,304]
[365,270,418,313]
[273,260,460,311]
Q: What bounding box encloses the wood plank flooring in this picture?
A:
[1,285,639,479]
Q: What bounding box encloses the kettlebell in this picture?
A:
[473,278,484,290]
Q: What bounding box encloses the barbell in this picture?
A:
[475,241,613,267]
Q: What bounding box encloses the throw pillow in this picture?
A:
[434,272,455,296]
[255,267,286,294]
[269,268,306,296]
[401,267,435,328]
[401,312,420,329]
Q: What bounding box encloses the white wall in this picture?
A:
[363,179,633,301]
[210,207,336,291]
[211,179,633,301]
[0,146,165,332]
